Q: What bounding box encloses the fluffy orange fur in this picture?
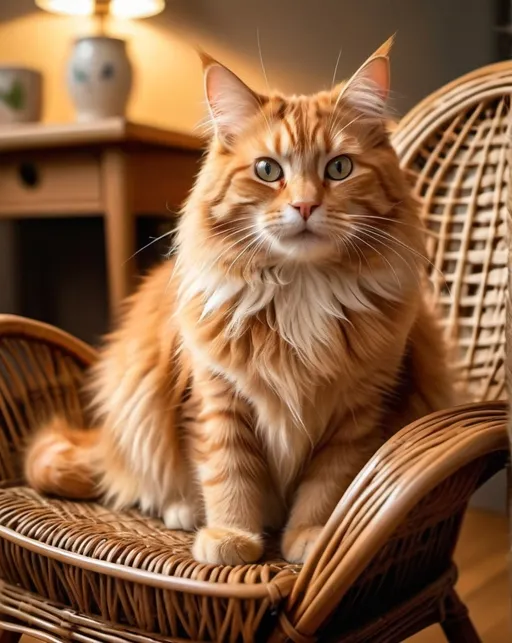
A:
[24,39,454,565]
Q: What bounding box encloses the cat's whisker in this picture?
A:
[327,223,370,273]
[328,112,364,141]
[348,212,426,233]
[356,222,425,258]
[124,228,178,265]
[214,229,262,265]
[241,236,269,281]
[206,221,257,239]
[343,234,369,275]
[207,215,258,234]
[339,236,357,271]
[226,233,266,275]
[351,226,420,289]
[333,218,417,285]
[206,223,262,242]
[207,224,259,240]
[344,229,403,290]
[333,220,402,284]
[354,222,451,296]
[351,225,428,292]
[256,28,274,129]
[329,233,354,269]
[328,84,345,132]
[322,47,344,142]
[330,48,343,91]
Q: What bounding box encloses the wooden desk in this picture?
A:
[0,118,203,316]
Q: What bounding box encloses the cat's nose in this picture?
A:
[290,201,320,221]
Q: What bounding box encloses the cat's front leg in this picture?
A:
[282,405,383,564]
[191,371,266,565]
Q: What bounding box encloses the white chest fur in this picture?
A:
[186,263,402,339]
[180,261,407,488]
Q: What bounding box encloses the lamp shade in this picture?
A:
[35,0,165,19]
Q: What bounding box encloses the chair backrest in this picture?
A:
[392,62,512,402]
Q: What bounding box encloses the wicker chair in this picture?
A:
[0,61,508,643]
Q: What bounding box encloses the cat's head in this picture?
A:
[183,37,419,278]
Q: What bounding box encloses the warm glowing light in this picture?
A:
[111,0,165,18]
[36,0,94,15]
[35,0,165,19]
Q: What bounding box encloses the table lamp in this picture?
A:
[35,0,165,121]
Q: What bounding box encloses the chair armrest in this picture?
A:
[0,315,96,483]
[278,402,508,640]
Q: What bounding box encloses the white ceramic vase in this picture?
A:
[67,36,133,122]
[0,67,42,124]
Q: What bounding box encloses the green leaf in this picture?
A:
[0,79,25,111]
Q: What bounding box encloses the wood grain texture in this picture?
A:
[0,121,202,318]
[408,509,510,643]
[0,118,204,153]
[101,148,135,318]
[0,151,102,216]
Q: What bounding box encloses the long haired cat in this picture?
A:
[25,38,454,566]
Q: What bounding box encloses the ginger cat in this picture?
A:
[25,39,454,566]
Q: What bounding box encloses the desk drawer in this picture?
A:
[0,151,102,216]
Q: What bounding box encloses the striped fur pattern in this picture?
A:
[24,39,455,565]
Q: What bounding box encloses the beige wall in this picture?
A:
[0,10,272,132]
[0,0,495,132]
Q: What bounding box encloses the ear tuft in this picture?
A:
[372,34,395,60]
[198,49,217,70]
[333,35,395,118]
[200,52,263,146]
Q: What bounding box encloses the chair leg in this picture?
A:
[0,630,22,643]
[440,588,481,643]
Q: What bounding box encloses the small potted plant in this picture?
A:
[0,67,42,124]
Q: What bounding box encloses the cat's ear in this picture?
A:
[334,35,394,117]
[200,52,264,146]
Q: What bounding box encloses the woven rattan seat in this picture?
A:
[0,486,298,639]
[0,487,296,582]
[0,61,509,643]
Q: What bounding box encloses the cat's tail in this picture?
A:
[24,417,101,500]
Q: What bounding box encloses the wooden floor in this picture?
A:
[408,509,510,642]
[20,509,510,643]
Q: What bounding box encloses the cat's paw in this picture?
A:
[163,502,196,531]
[281,526,323,563]
[193,527,263,565]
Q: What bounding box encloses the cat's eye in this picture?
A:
[255,158,283,182]
[325,155,353,181]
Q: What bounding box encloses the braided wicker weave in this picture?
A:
[393,62,511,402]
[0,61,509,643]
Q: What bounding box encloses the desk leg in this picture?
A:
[102,148,134,320]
